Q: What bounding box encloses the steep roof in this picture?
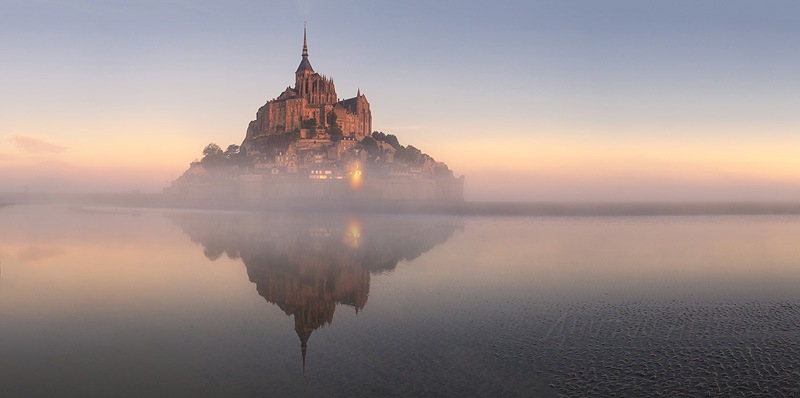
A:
[296,24,314,73]
[296,56,314,73]
[338,97,359,113]
[276,87,299,101]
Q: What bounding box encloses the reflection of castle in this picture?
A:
[169,213,461,369]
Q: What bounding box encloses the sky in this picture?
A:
[1,0,799,201]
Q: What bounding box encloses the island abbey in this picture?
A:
[241,25,372,150]
[168,26,463,203]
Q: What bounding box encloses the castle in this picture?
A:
[241,25,372,152]
[168,25,464,203]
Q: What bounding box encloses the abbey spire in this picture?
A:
[302,22,308,56]
[240,23,372,148]
[296,23,314,74]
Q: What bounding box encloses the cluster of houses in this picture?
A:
[245,132,451,181]
[173,130,452,186]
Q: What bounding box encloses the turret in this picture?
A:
[294,24,337,104]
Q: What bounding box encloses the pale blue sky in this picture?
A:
[2,1,799,199]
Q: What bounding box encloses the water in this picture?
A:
[1,204,799,397]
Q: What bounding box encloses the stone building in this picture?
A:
[167,25,464,202]
[241,26,372,153]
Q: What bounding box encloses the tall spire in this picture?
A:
[302,21,308,57]
[296,22,314,73]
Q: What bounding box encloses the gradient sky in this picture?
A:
[2,0,799,200]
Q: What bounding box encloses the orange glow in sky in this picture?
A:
[2,2,799,201]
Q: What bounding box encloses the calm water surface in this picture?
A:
[1,204,799,397]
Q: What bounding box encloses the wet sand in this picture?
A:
[480,300,800,397]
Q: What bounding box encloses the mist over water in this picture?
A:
[1,203,799,396]
[3,1,799,394]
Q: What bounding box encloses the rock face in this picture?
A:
[241,26,371,153]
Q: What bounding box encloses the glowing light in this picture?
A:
[344,219,362,248]
[349,163,363,190]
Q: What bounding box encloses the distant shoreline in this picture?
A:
[3,192,800,216]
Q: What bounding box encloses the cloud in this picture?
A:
[0,153,16,161]
[10,135,66,154]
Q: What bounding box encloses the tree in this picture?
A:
[224,144,252,168]
[203,143,223,157]
[326,111,342,137]
[224,144,240,157]
[385,134,401,150]
[326,111,337,127]
[372,131,386,141]
[360,136,379,158]
[395,144,422,164]
[371,131,400,150]
[201,143,226,166]
[406,145,422,163]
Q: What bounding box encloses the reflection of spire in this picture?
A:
[297,326,312,375]
[167,212,462,374]
[289,298,335,375]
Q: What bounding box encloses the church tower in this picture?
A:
[295,24,337,105]
[295,23,314,85]
[240,23,372,148]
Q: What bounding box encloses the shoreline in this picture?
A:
[3,192,800,216]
